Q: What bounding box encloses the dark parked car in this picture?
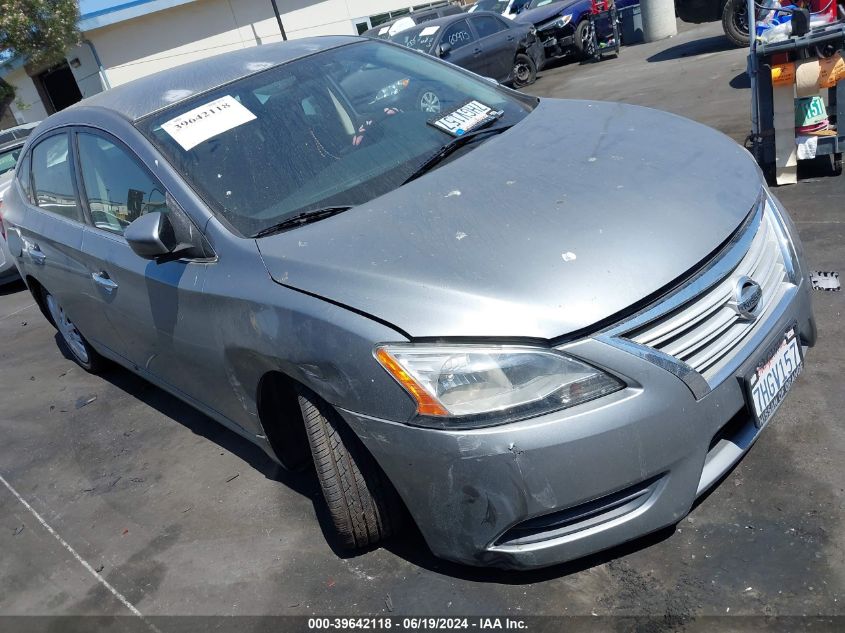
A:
[389,11,544,87]
[516,0,637,61]
[362,4,464,39]
[3,37,815,570]
[675,0,749,46]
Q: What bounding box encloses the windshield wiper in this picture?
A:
[402,123,514,185]
[252,206,353,238]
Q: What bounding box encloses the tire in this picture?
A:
[299,389,400,549]
[511,52,537,88]
[574,19,597,61]
[42,289,104,373]
[722,0,750,48]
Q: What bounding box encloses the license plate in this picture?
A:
[746,325,803,428]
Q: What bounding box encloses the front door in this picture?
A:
[439,19,486,76]
[469,15,515,81]
[72,129,217,405]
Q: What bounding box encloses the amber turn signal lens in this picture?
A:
[375,347,449,416]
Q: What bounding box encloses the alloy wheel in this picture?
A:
[45,293,89,364]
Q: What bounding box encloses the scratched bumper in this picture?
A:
[340,280,815,570]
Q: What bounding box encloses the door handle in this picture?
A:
[473,47,483,55]
[24,242,46,265]
[92,271,118,292]
[507,35,515,41]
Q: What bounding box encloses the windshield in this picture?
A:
[0,146,22,177]
[526,0,559,8]
[138,40,534,237]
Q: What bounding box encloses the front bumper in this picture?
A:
[537,24,577,60]
[341,277,815,569]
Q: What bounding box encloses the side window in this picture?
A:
[473,16,508,38]
[76,132,167,235]
[441,19,476,50]
[31,134,82,221]
[17,150,32,203]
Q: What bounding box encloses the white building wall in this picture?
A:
[5,68,50,124]
[86,0,432,87]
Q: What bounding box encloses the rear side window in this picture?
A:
[17,151,32,203]
[442,19,476,49]
[76,132,167,235]
[473,16,508,38]
[31,134,82,221]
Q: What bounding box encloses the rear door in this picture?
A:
[438,19,486,76]
[18,131,96,342]
[469,15,517,81]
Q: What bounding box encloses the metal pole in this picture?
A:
[270,0,288,41]
[748,0,759,144]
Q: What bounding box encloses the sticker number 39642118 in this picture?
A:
[161,95,257,151]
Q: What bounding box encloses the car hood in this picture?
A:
[257,99,761,340]
[516,1,581,25]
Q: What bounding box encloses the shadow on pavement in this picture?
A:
[730,70,751,89]
[0,278,27,296]
[647,35,736,62]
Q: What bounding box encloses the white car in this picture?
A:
[0,122,39,285]
[468,0,532,19]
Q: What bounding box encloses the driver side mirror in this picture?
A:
[438,41,453,57]
[124,195,211,261]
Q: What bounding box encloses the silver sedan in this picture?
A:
[1,36,815,569]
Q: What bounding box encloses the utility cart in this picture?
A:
[747,8,845,184]
[588,0,621,61]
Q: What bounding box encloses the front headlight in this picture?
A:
[539,14,573,30]
[763,187,803,283]
[375,345,624,427]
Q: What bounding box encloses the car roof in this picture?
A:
[395,10,507,31]
[58,36,360,123]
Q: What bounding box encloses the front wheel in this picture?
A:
[43,289,104,373]
[574,19,597,60]
[511,52,537,88]
[299,389,401,549]
[722,0,750,47]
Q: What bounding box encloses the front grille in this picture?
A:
[624,209,793,381]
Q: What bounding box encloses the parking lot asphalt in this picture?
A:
[1,19,843,629]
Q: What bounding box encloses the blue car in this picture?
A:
[515,0,637,62]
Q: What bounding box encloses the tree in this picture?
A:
[0,0,81,111]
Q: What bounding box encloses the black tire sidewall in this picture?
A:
[722,0,750,47]
[512,53,537,87]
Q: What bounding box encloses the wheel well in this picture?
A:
[256,371,312,471]
[25,275,53,326]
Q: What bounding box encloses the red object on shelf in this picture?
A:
[590,0,613,14]
[810,0,838,23]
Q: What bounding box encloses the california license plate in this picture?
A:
[746,325,802,428]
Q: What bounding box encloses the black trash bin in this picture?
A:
[618,4,644,45]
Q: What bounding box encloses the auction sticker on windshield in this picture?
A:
[746,325,802,428]
[429,100,502,137]
[161,95,257,151]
